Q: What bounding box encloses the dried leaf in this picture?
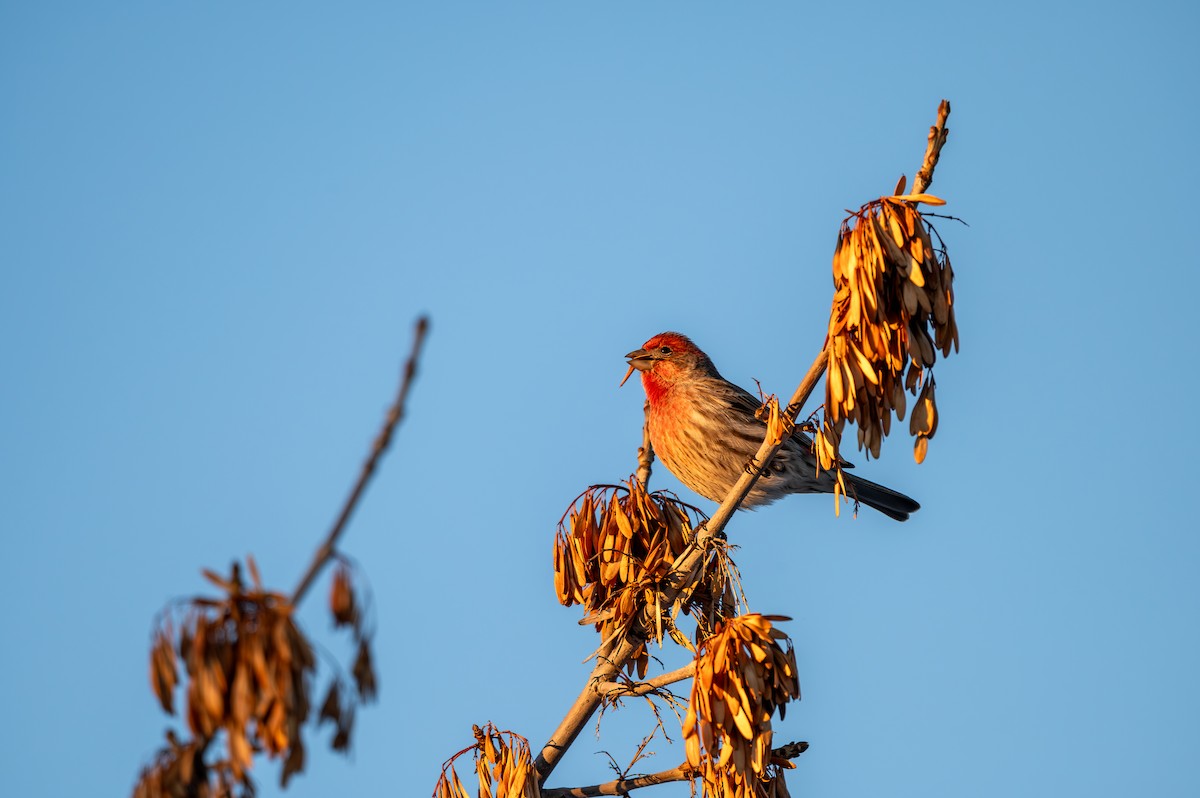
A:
[891,192,946,205]
[329,565,357,628]
[352,640,378,702]
[150,631,178,715]
[318,681,341,726]
[280,738,305,787]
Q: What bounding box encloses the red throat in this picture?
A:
[640,368,670,406]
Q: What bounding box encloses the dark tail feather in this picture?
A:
[844,474,920,522]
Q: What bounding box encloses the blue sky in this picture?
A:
[3,2,1198,797]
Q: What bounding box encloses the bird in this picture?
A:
[622,331,920,521]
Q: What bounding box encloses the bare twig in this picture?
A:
[542,742,808,797]
[292,316,430,604]
[541,763,692,798]
[773,740,810,759]
[538,100,951,788]
[635,403,655,488]
[594,662,696,697]
[913,99,951,196]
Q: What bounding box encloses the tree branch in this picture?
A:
[913,99,951,196]
[593,662,696,698]
[635,402,655,489]
[542,742,809,797]
[541,763,692,798]
[137,316,431,795]
[537,99,951,788]
[291,316,430,604]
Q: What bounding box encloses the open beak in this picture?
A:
[620,347,655,387]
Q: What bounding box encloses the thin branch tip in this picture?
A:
[292,315,430,604]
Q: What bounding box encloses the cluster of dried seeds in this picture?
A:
[151,564,315,786]
[825,180,958,464]
[133,731,252,798]
[553,481,730,674]
[138,559,377,797]
[683,614,801,798]
[755,394,795,448]
[434,724,541,798]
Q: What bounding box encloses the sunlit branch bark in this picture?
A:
[542,763,692,797]
[593,662,696,697]
[913,99,951,196]
[542,742,809,797]
[635,402,655,488]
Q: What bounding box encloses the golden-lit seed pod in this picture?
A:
[552,480,723,659]
[684,614,801,798]
[909,377,939,464]
[435,724,540,798]
[143,562,337,793]
[824,190,958,467]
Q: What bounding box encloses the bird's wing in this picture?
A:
[705,376,860,470]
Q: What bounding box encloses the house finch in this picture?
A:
[623,332,920,521]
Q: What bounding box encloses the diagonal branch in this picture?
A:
[537,99,951,788]
[137,316,431,795]
[292,316,430,604]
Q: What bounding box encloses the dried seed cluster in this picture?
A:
[755,394,795,447]
[826,184,958,464]
[755,395,854,518]
[434,724,541,798]
[808,412,853,516]
[139,560,377,797]
[151,565,315,785]
[553,481,726,675]
[133,732,251,798]
[683,614,801,798]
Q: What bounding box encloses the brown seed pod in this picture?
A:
[329,563,358,629]
[149,628,178,715]
[434,724,541,798]
[824,191,959,466]
[683,614,801,798]
[147,562,319,788]
[133,731,256,798]
[552,480,725,660]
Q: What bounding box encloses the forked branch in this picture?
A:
[536,100,951,790]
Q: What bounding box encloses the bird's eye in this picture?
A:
[659,346,672,355]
